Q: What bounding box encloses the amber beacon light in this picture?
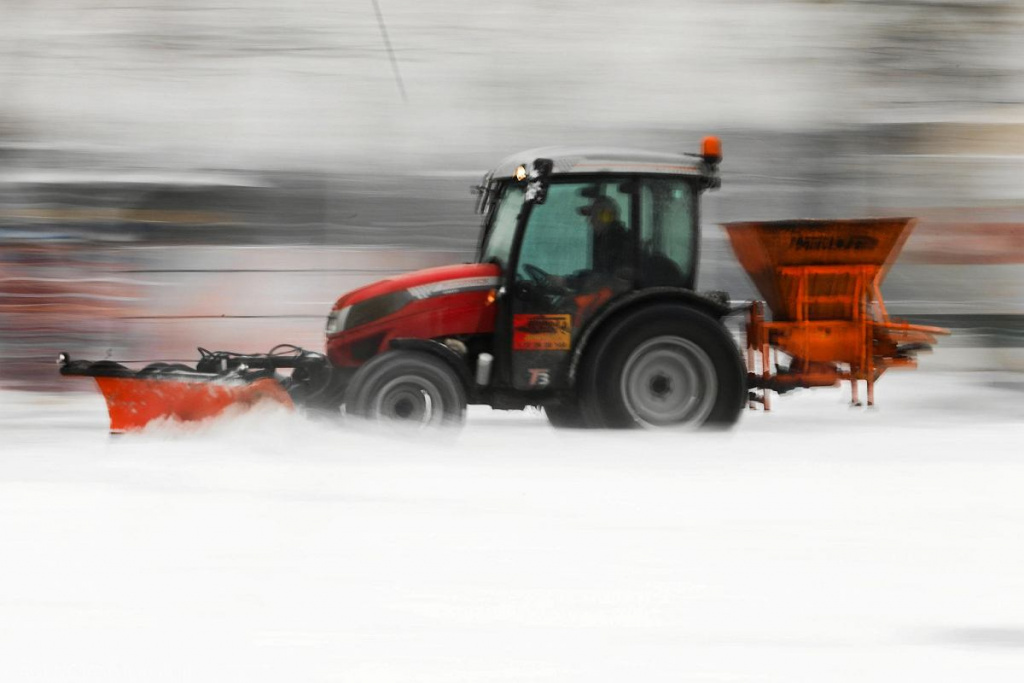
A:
[702,136,722,164]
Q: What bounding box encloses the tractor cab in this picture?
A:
[475,140,724,392]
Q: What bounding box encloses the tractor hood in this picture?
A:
[332,263,500,310]
[326,262,500,336]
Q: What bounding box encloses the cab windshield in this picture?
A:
[479,183,525,268]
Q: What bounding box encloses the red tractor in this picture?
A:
[61,137,943,432]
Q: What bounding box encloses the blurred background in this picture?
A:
[2,0,1023,389]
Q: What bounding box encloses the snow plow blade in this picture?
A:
[57,346,337,433]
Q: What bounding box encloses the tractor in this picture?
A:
[61,138,945,431]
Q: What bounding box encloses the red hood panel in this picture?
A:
[332,262,500,310]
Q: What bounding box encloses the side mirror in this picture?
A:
[525,158,553,205]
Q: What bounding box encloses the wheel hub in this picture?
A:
[620,336,717,427]
[373,376,441,427]
[649,374,673,398]
[392,397,415,419]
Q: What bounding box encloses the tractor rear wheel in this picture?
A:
[344,350,467,429]
[579,305,745,429]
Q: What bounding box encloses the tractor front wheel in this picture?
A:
[344,350,467,429]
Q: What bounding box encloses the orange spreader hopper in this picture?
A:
[722,218,949,408]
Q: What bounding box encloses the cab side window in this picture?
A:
[516,181,634,285]
[515,183,592,280]
[638,179,696,288]
[480,184,525,269]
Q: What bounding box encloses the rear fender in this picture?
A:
[568,288,732,386]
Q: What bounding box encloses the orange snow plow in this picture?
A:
[57,346,331,433]
[91,374,292,433]
[723,218,949,409]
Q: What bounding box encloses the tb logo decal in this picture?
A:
[527,368,551,387]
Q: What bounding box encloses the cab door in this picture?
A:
[507,180,636,391]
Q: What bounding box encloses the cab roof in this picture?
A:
[489,147,703,179]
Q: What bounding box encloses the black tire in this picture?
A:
[344,350,467,429]
[579,305,746,429]
[544,400,588,429]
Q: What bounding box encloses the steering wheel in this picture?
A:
[523,264,566,293]
[519,263,573,310]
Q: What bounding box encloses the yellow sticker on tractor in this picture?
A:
[513,314,571,351]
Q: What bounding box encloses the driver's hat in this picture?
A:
[580,196,620,230]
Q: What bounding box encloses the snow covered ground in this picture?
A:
[1,370,1022,682]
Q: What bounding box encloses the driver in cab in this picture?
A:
[525,194,634,320]
[578,195,634,283]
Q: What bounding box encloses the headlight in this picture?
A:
[326,291,415,335]
[326,306,351,335]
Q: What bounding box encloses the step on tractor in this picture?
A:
[60,137,948,432]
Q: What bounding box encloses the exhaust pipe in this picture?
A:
[475,352,493,386]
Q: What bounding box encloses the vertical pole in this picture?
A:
[865,269,875,408]
[747,345,756,410]
[761,340,772,411]
[854,269,863,377]
[370,0,409,102]
[747,303,761,410]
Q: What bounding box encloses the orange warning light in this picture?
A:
[702,136,722,164]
